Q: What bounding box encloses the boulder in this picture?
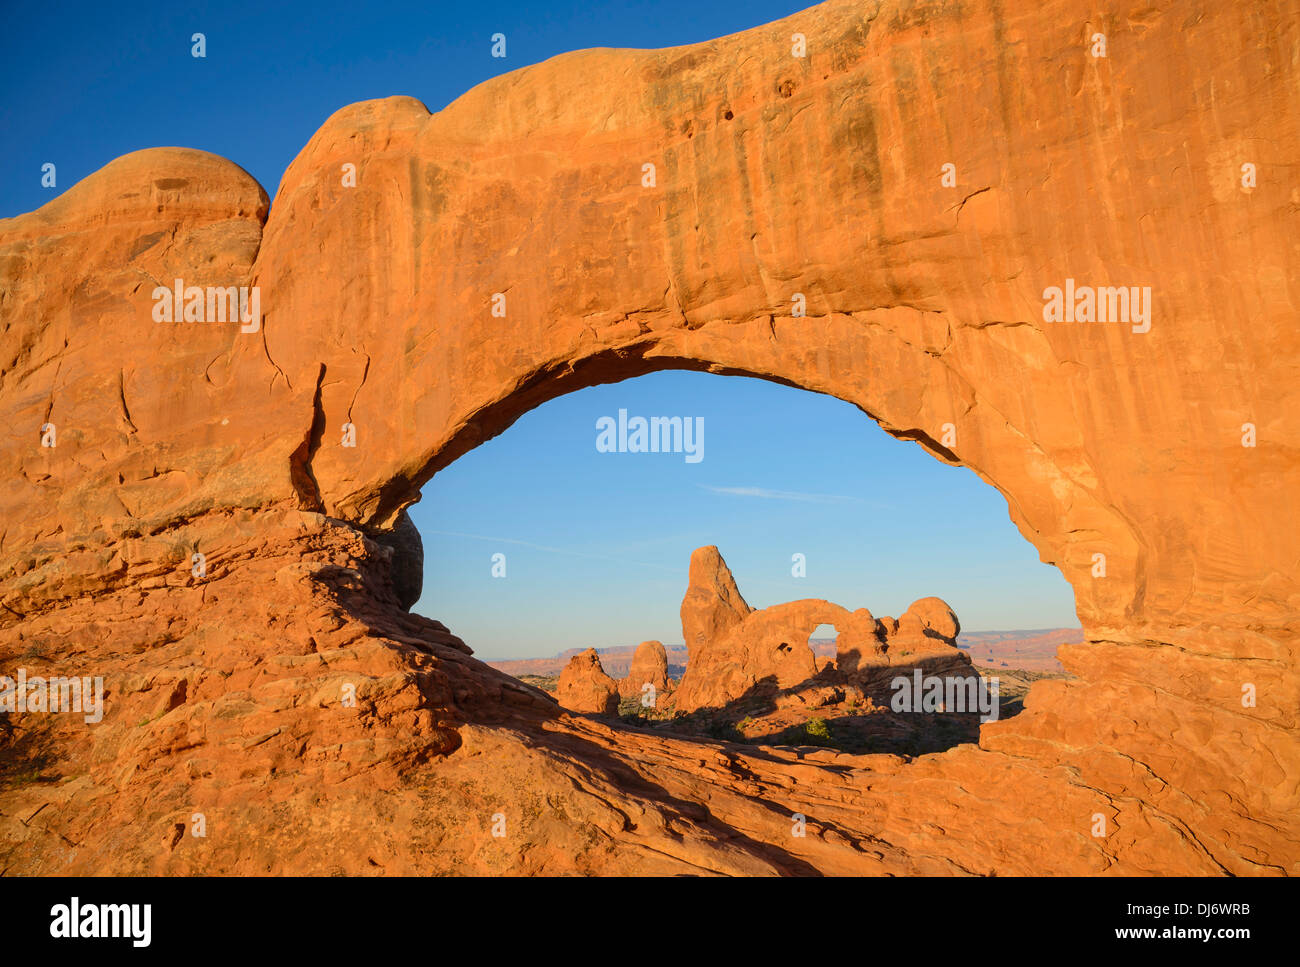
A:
[618,640,673,703]
[557,649,620,716]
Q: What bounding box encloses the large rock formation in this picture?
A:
[680,546,754,654]
[0,0,1296,874]
[672,547,971,712]
[557,649,621,716]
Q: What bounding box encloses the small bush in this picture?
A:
[804,717,832,745]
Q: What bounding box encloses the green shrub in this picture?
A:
[804,717,832,744]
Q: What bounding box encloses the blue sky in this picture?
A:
[2,1,1078,656]
[0,0,818,217]
[414,371,1077,659]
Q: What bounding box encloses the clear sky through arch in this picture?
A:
[410,371,1078,660]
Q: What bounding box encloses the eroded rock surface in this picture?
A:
[672,547,972,713]
[680,546,754,657]
[1,0,1297,874]
[557,649,620,716]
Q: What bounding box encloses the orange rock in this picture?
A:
[617,640,673,701]
[0,0,1297,875]
[557,649,620,716]
[876,598,968,674]
[680,546,753,657]
[672,547,968,712]
[900,598,960,643]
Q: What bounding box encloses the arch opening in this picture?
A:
[404,369,1079,756]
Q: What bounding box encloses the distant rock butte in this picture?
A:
[618,640,673,701]
[0,0,1296,874]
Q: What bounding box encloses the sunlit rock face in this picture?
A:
[557,649,621,716]
[618,640,673,701]
[0,0,1296,874]
[672,545,969,713]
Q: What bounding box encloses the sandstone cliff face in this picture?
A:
[1,0,1297,874]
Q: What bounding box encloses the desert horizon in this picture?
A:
[486,626,1078,669]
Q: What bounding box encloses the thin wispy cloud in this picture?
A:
[698,485,863,505]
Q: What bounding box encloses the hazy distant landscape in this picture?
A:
[488,627,1077,679]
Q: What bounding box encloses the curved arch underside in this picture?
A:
[0,0,1296,873]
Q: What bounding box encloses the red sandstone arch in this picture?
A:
[0,0,1295,874]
